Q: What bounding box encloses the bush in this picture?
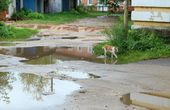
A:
[77,4,87,14]
[127,30,165,51]
[27,12,44,19]
[70,9,80,15]
[11,8,44,20]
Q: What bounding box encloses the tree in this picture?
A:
[99,0,124,12]
[124,0,128,39]
[0,0,10,13]
[108,0,123,12]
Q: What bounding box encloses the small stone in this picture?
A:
[72,79,77,81]
[79,89,87,94]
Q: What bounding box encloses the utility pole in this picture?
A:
[124,0,128,39]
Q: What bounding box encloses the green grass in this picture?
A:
[14,11,109,24]
[12,28,38,40]
[118,48,170,64]
[0,28,38,41]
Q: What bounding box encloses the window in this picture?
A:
[68,47,73,51]
[88,0,92,5]
[88,46,93,53]
[98,0,102,5]
[77,46,82,52]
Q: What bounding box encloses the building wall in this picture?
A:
[49,0,62,13]
[40,0,44,13]
[7,0,24,18]
[84,0,98,5]
[69,0,75,10]
[8,0,16,18]
[81,0,88,5]
[23,0,36,12]
[62,0,70,11]
[132,0,170,30]
[81,0,132,12]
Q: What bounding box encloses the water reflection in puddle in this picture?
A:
[0,46,121,64]
[121,92,170,110]
[0,72,80,110]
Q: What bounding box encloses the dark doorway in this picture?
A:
[16,0,21,12]
[37,0,41,13]
[62,0,69,11]
[44,0,49,13]
[73,0,77,10]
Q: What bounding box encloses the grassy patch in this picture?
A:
[0,22,38,41]
[0,28,38,41]
[118,48,170,64]
[11,28,38,41]
[14,11,109,24]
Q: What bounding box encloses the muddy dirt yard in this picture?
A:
[0,16,170,110]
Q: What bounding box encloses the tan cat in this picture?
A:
[102,45,118,59]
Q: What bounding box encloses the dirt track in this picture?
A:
[5,16,118,48]
[1,16,170,110]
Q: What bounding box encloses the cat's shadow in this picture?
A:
[104,57,117,64]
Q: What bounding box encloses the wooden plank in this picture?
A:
[134,7,170,12]
[132,0,170,7]
[131,93,170,109]
[133,21,170,27]
[132,11,170,22]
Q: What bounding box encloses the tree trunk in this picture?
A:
[124,0,128,39]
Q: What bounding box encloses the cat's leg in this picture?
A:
[111,52,113,59]
[104,48,107,58]
[113,52,117,59]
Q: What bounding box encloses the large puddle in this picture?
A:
[0,46,119,64]
[0,72,80,110]
[121,92,170,110]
